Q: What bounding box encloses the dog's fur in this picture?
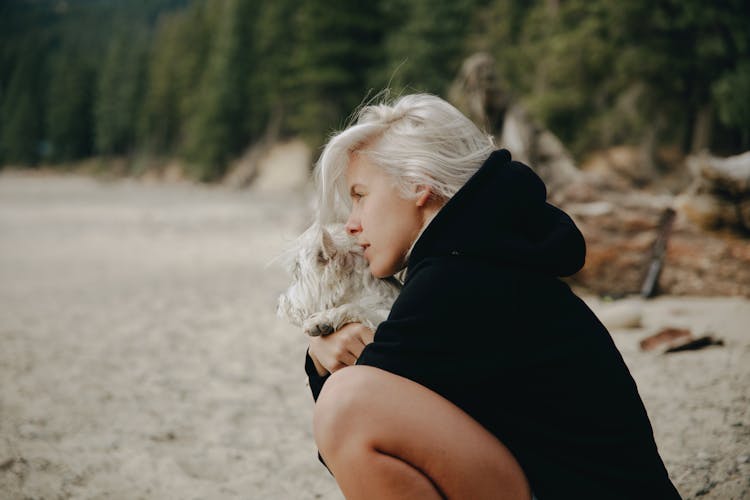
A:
[277,223,401,336]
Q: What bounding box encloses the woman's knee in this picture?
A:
[313,365,381,458]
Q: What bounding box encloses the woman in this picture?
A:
[304,94,681,499]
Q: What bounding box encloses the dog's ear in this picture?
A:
[319,227,337,263]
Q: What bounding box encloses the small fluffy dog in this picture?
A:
[277,223,401,336]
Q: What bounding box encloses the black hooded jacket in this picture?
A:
[305,149,681,499]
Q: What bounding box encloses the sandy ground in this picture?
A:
[0,171,748,499]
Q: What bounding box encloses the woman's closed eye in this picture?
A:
[349,185,365,201]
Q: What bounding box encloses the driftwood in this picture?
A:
[664,336,724,353]
[639,327,724,354]
[449,53,750,297]
[448,52,582,193]
[565,191,750,297]
[677,151,750,235]
[640,328,692,352]
[640,208,676,298]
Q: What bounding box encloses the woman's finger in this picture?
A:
[357,325,375,345]
[332,349,357,370]
[338,322,375,345]
[349,339,366,359]
[311,322,375,372]
[339,348,358,365]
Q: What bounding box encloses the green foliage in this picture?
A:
[46,52,95,161]
[713,61,750,149]
[0,51,45,165]
[1,0,749,175]
[250,0,296,129]
[473,0,750,157]
[383,0,479,95]
[139,2,216,156]
[94,30,149,155]
[286,0,387,144]
[181,0,256,179]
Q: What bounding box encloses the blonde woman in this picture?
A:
[305,93,680,500]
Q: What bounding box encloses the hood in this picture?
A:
[405,149,585,282]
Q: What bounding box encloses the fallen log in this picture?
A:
[677,151,750,235]
[448,53,750,297]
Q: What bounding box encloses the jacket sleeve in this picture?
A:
[355,257,520,403]
[304,348,331,401]
[303,349,333,472]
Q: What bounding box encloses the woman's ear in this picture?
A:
[415,185,433,207]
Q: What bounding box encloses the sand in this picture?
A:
[0,171,747,499]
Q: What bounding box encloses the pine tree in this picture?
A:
[383,0,478,95]
[140,1,219,158]
[46,51,95,161]
[0,52,45,165]
[181,0,261,180]
[94,30,149,156]
[286,0,387,144]
[251,0,298,137]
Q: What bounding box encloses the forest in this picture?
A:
[1,0,748,181]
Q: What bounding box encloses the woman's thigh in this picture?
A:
[314,365,531,500]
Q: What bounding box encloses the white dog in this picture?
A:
[277,222,401,336]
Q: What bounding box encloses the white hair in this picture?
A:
[314,93,496,223]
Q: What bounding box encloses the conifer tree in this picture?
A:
[287,0,386,144]
[94,30,149,156]
[46,52,95,161]
[140,1,218,157]
[250,0,298,137]
[181,0,260,180]
[383,0,478,95]
[0,53,45,165]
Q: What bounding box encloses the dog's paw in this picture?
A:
[303,320,334,337]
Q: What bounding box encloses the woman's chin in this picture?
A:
[369,263,399,279]
[367,262,387,279]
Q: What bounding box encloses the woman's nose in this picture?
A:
[345,214,361,235]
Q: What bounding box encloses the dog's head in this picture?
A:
[277,223,366,326]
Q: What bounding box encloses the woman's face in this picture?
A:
[344,152,434,278]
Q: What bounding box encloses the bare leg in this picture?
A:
[314,366,531,500]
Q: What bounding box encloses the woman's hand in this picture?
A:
[308,323,375,376]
